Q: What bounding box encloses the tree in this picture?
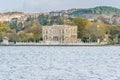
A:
[0,22,10,41]
[30,20,42,42]
[24,16,34,29]
[85,23,109,42]
[38,14,48,26]
[74,18,91,39]
[64,21,74,26]
[10,18,24,32]
[108,25,120,44]
[50,16,64,25]
[6,29,18,43]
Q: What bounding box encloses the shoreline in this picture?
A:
[1,42,119,46]
[0,45,119,47]
[0,44,111,46]
[0,44,120,47]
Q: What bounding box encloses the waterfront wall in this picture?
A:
[0,42,107,46]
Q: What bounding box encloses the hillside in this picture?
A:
[71,6,120,18]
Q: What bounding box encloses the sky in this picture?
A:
[0,0,120,12]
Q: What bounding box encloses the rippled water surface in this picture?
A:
[0,46,120,80]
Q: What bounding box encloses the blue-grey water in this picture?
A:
[0,46,120,80]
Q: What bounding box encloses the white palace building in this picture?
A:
[42,25,78,44]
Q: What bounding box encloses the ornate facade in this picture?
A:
[42,25,77,44]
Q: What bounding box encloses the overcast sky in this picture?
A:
[0,0,120,12]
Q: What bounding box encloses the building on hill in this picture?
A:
[49,11,63,16]
[105,15,120,25]
[49,8,76,17]
[42,25,77,44]
[0,13,27,22]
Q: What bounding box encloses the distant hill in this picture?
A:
[0,11,23,15]
[71,6,120,18]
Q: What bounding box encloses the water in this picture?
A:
[0,46,120,80]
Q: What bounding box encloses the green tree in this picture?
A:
[0,22,10,41]
[10,18,24,32]
[30,20,42,42]
[38,14,48,26]
[24,16,34,28]
[74,18,90,38]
